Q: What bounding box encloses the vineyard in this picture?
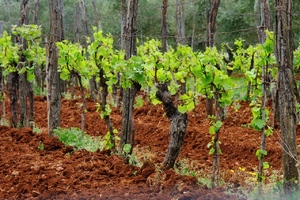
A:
[0,89,291,199]
[1,24,300,199]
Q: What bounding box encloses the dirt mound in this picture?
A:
[0,94,293,199]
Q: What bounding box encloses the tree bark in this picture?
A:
[33,0,40,24]
[74,2,80,43]
[121,0,128,50]
[206,0,220,48]
[120,0,140,163]
[79,0,97,101]
[47,0,64,136]
[18,0,30,127]
[176,0,185,45]
[7,71,19,128]
[79,0,89,39]
[157,0,188,170]
[156,83,188,169]
[257,0,272,42]
[175,0,186,97]
[92,0,102,30]
[32,0,45,96]
[206,0,220,117]
[162,0,168,53]
[275,0,299,194]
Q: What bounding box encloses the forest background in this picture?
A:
[1,0,300,50]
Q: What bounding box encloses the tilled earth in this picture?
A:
[0,92,297,199]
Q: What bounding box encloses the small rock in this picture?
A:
[56,166,64,172]
[32,190,40,197]
[12,171,19,176]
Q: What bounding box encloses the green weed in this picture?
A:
[53,127,103,152]
[31,122,42,134]
[38,141,44,151]
[134,95,144,108]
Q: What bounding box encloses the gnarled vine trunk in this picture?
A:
[156,83,188,169]
[156,0,188,170]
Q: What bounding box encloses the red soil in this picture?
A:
[0,91,296,199]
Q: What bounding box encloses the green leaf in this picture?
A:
[113,129,118,134]
[265,126,273,136]
[214,120,223,131]
[174,71,183,81]
[186,101,195,112]
[263,162,270,169]
[209,148,215,155]
[178,105,187,114]
[191,65,203,78]
[251,107,261,119]
[179,94,189,100]
[123,144,132,154]
[251,118,266,130]
[105,131,110,139]
[19,67,26,74]
[256,149,268,160]
[134,73,145,85]
[27,72,35,82]
[60,72,70,81]
[207,141,213,149]
[209,126,216,134]
[151,98,161,105]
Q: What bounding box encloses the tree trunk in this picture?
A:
[254,0,260,30]
[27,79,34,125]
[206,0,220,117]
[79,0,98,101]
[257,0,272,42]
[116,0,128,108]
[175,0,186,97]
[74,2,80,43]
[32,0,45,95]
[161,0,168,53]
[92,0,102,30]
[121,0,128,50]
[120,0,140,163]
[275,0,299,194]
[18,0,30,127]
[19,73,28,127]
[47,0,64,136]
[71,2,80,99]
[79,0,89,39]
[7,72,19,128]
[206,0,220,48]
[176,0,185,45]
[33,0,39,24]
